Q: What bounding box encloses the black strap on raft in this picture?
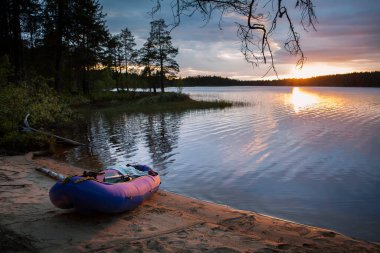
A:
[74,177,97,184]
[61,171,100,184]
[62,176,74,184]
[62,175,98,184]
[148,170,158,176]
[82,171,103,178]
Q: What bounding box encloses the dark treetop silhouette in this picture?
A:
[151,0,317,76]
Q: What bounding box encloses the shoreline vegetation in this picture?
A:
[0,153,379,252]
[0,86,239,153]
[175,71,380,87]
[83,91,241,112]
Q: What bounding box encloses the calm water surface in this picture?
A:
[56,87,380,241]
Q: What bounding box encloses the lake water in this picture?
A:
[55,86,380,242]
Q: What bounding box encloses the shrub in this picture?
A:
[0,76,74,151]
[0,131,52,152]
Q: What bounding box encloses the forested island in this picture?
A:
[175,71,380,87]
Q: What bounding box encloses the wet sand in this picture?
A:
[0,153,379,252]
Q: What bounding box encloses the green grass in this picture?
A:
[125,99,233,113]
[88,90,151,103]
[77,91,245,113]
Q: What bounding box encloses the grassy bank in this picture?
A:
[78,91,241,113]
[0,87,241,153]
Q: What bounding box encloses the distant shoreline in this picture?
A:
[173,71,380,88]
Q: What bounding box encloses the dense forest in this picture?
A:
[177,72,380,87]
[0,0,178,94]
[0,0,182,152]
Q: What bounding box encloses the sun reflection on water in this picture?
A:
[290,87,320,113]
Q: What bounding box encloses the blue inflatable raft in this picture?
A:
[49,165,160,214]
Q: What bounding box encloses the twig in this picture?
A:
[0,184,28,187]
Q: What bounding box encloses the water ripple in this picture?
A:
[55,86,380,242]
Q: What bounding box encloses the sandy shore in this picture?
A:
[0,154,379,253]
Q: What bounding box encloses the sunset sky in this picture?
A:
[99,0,380,80]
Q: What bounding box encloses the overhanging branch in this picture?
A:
[151,0,317,77]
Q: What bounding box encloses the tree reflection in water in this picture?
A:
[144,113,182,174]
[57,111,183,173]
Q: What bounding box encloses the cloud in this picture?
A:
[99,0,380,79]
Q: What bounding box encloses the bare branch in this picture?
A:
[151,0,317,77]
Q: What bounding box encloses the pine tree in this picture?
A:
[69,0,109,94]
[104,35,122,91]
[43,0,71,93]
[148,19,179,93]
[120,27,137,91]
[139,37,157,93]
[0,0,41,83]
[43,0,109,94]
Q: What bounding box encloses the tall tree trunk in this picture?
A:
[148,60,156,94]
[158,33,164,93]
[160,55,164,93]
[0,1,11,58]
[82,66,89,95]
[113,55,119,92]
[119,60,124,91]
[54,0,63,93]
[10,0,23,83]
[125,62,129,92]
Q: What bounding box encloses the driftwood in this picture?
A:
[35,167,65,181]
[0,184,28,187]
[23,114,85,146]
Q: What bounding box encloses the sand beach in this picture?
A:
[0,153,379,252]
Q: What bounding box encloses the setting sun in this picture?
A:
[289,87,320,113]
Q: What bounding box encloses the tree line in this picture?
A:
[0,0,179,94]
[177,72,380,87]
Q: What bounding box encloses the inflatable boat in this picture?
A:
[49,164,160,214]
